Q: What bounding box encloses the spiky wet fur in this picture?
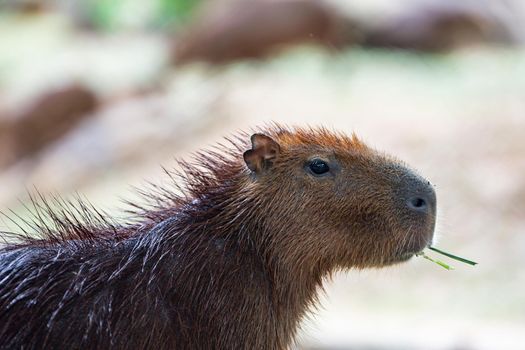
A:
[0,125,434,349]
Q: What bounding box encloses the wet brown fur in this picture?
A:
[0,125,435,349]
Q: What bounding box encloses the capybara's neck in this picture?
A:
[147,171,324,348]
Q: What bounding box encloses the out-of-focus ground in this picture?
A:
[1,1,524,349]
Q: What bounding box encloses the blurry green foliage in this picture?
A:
[88,0,122,31]
[157,0,202,28]
[87,0,202,31]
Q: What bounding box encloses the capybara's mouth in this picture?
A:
[393,251,419,263]
[385,250,421,265]
[401,254,415,262]
[389,233,433,264]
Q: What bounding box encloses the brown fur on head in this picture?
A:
[241,126,436,271]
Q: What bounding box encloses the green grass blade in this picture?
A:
[429,247,478,266]
[419,254,454,270]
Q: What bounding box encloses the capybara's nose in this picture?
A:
[406,180,436,216]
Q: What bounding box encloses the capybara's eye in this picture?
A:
[308,159,330,175]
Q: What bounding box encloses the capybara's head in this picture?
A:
[243,127,436,269]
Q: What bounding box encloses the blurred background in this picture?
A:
[0,0,524,349]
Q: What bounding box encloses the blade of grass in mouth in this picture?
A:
[428,247,478,266]
[415,252,454,270]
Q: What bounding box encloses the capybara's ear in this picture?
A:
[243,134,281,173]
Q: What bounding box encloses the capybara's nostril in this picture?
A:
[408,196,428,211]
[406,180,436,216]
